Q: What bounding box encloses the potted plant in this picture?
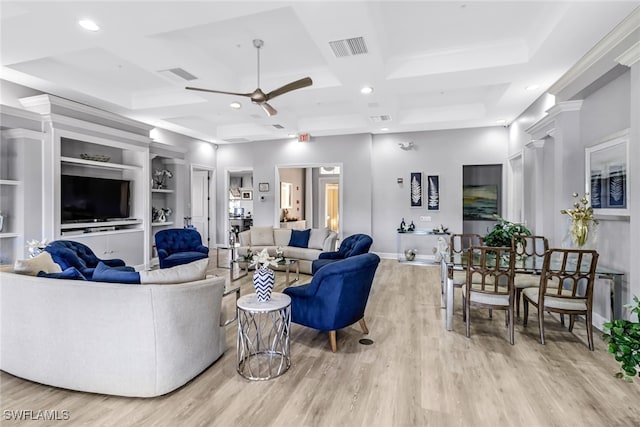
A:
[603,296,640,382]
[483,215,532,248]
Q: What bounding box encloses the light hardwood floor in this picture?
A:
[2,258,639,426]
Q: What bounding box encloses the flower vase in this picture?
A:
[253,265,275,302]
[563,217,599,250]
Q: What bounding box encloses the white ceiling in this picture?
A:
[1,1,638,143]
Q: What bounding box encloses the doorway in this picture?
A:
[319,178,339,233]
[191,165,215,248]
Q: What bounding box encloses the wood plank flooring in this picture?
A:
[2,258,639,426]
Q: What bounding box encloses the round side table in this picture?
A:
[237,292,291,380]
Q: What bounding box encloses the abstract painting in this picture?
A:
[463,185,498,220]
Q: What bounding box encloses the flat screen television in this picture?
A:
[61,175,131,223]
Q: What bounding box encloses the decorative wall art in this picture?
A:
[241,190,253,200]
[463,185,498,220]
[585,129,629,216]
[410,172,423,208]
[427,175,439,211]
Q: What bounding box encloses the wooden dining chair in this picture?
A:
[463,245,516,344]
[511,235,549,318]
[522,248,599,350]
[450,234,483,284]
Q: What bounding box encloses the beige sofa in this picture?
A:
[238,226,338,274]
[0,269,228,397]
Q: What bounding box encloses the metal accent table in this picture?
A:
[237,292,291,380]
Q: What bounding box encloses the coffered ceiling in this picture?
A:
[1,1,638,143]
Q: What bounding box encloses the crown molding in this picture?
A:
[524,101,582,138]
[616,40,640,66]
[525,139,546,149]
[548,8,640,95]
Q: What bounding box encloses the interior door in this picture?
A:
[319,178,339,233]
[191,170,210,247]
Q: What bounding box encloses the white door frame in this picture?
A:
[225,166,253,244]
[190,164,215,248]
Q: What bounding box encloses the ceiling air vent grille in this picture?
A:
[369,115,392,123]
[272,124,285,129]
[158,68,198,81]
[329,37,368,58]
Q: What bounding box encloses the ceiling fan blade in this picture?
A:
[266,77,313,100]
[260,102,278,116]
[185,86,253,97]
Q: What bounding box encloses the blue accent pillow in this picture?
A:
[289,229,311,248]
[37,267,87,281]
[92,262,140,284]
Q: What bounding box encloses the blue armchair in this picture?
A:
[311,233,373,274]
[283,253,380,352]
[155,228,209,269]
[44,240,131,280]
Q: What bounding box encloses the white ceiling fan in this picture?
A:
[186,39,313,116]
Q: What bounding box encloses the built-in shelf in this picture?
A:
[152,221,174,227]
[0,233,19,239]
[60,219,143,230]
[151,189,174,193]
[0,180,20,186]
[61,156,141,171]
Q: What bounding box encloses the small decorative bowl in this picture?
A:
[80,153,110,162]
[404,249,417,261]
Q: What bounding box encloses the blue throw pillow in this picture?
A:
[289,229,311,248]
[38,267,87,281]
[92,262,140,284]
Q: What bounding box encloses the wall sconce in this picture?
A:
[397,178,403,184]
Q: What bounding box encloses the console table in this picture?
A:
[397,230,450,265]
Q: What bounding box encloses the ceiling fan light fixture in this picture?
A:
[361,86,374,95]
[78,19,100,32]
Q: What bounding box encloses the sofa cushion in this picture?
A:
[37,267,87,281]
[251,226,275,246]
[284,246,321,260]
[289,229,311,248]
[14,252,62,276]
[308,228,329,250]
[274,229,292,247]
[139,258,208,284]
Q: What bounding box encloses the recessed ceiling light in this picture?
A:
[78,19,100,32]
[525,84,540,91]
[288,133,297,138]
[361,86,374,95]
[496,119,507,125]
[380,127,389,131]
[229,102,242,109]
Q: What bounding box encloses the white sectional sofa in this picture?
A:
[237,226,338,274]
[0,268,228,397]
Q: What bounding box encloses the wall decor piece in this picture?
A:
[427,175,439,211]
[410,172,423,208]
[258,182,269,192]
[241,190,253,200]
[463,185,498,220]
[585,129,629,216]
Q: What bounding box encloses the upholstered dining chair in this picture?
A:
[154,228,209,269]
[449,233,484,285]
[463,245,516,344]
[284,253,380,352]
[522,248,599,350]
[511,235,549,318]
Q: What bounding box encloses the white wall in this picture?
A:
[371,127,509,254]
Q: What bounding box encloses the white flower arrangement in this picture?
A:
[249,248,279,269]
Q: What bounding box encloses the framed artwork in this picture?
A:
[427,175,439,211]
[241,190,253,200]
[463,185,498,220]
[585,129,629,216]
[258,182,269,192]
[410,172,423,208]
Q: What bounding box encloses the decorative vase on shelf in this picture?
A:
[563,217,599,250]
[253,265,275,302]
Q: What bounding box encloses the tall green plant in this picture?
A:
[483,215,531,247]
[603,296,640,382]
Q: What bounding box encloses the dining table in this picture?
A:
[440,250,625,331]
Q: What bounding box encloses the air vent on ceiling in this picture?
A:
[224,137,251,143]
[158,68,198,82]
[272,124,285,129]
[369,115,392,122]
[329,36,368,58]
